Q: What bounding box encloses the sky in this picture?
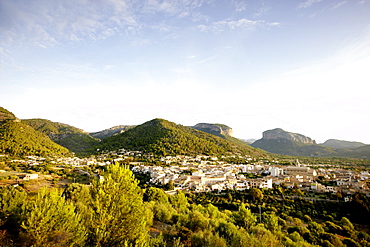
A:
[1,0,370,144]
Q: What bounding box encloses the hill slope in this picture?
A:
[320,139,366,149]
[23,119,99,155]
[96,118,267,157]
[0,108,71,157]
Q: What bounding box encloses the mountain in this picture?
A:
[23,119,100,155]
[0,108,71,157]
[90,125,134,139]
[252,128,370,159]
[96,118,267,157]
[251,128,335,157]
[192,123,233,137]
[321,139,366,149]
[261,128,316,144]
[191,123,255,150]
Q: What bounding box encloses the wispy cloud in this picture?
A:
[297,0,323,9]
[0,0,139,47]
[197,18,280,32]
[196,56,217,64]
[330,1,347,9]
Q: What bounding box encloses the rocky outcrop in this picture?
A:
[90,125,134,140]
[262,128,316,144]
[192,123,233,137]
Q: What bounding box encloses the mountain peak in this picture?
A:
[0,107,17,123]
[262,128,316,144]
[192,123,233,137]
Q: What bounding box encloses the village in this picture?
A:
[131,155,370,198]
[1,150,370,199]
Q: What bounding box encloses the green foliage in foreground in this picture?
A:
[0,163,150,246]
[96,118,267,157]
[1,164,370,246]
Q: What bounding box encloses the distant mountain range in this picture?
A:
[251,128,370,159]
[1,106,369,159]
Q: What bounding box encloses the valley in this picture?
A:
[1,106,370,246]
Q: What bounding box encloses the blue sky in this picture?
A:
[1,0,370,143]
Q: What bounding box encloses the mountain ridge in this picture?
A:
[251,128,370,159]
[95,118,266,157]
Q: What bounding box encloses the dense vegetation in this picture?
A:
[95,119,267,157]
[252,139,336,157]
[24,119,100,155]
[0,107,16,122]
[0,120,71,157]
[1,163,369,247]
[0,163,150,246]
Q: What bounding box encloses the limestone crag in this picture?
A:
[90,125,134,139]
[192,123,233,137]
[262,128,316,144]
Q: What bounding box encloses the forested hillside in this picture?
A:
[0,108,71,157]
[96,118,267,157]
[24,119,99,155]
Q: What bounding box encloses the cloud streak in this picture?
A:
[297,0,323,9]
[0,0,139,47]
[197,18,280,32]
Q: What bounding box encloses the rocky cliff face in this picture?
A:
[192,123,233,137]
[90,125,134,139]
[262,128,316,144]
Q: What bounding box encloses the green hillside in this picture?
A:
[252,136,370,159]
[24,119,99,155]
[0,117,71,157]
[321,139,366,149]
[96,118,267,157]
[252,139,337,157]
[0,107,16,122]
[335,145,370,159]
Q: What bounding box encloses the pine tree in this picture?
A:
[88,163,151,246]
[19,187,87,247]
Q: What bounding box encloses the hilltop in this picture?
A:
[0,108,71,157]
[192,123,234,137]
[96,118,266,157]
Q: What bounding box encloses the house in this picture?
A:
[21,173,39,180]
[248,178,272,189]
[269,167,284,177]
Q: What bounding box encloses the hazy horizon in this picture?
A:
[1,0,370,144]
